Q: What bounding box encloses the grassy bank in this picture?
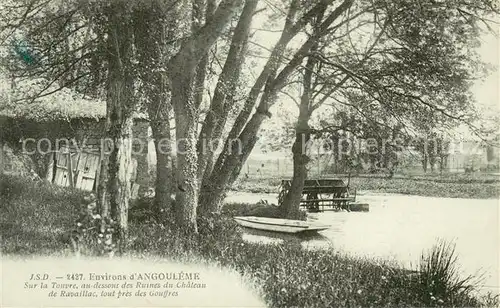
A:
[0,174,85,254]
[1,174,498,307]
[232,173,500,199]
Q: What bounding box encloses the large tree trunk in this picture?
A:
[281,133,310,218]
[198,22,298,212]
[200,115,263,211]
[104,2,136,253]
[201,0,308,194]
[200,77,281,210]
[107,118,133,253]
[170,71,199,233]
[166,0,244,231]
[146,77,172,215]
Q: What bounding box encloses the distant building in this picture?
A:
[397,140,499,173]
[442,140,498,172]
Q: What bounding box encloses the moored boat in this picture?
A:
[233,216,331,234]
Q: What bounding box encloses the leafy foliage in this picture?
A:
[416,240,479,307]
[0,77,105,120]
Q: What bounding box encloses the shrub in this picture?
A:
[222,202,307,220]
[71,194,118,257]
[415,240,481,307]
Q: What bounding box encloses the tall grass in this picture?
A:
[0,173,85,255]
[128,218,497,308]
[416,240,481,307]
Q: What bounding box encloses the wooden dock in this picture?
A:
[278,178,358,212]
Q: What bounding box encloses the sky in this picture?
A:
[253,10,500,152]
[251,6,500,114]
[473,26,499,114]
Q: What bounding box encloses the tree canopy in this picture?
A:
[1,0,498,234]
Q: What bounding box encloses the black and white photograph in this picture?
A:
[0,0,498,307]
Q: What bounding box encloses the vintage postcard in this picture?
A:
[0,0,499,307]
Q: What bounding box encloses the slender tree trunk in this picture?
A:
[0,140,4,173]
[200,0,351,213]
[97,144,109,218]
[192,0,214,119]
[280,47,317,219]
[150,114,172,213]
[197,0,258,216]
[422,152,428,173]
[429,151,436,172]
[133,4,175,215]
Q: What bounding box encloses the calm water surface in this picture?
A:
[225,192,500,294]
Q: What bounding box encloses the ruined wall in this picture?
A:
[0,116,152,184]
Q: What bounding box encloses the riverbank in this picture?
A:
[232,173,500,199]
[1,174,498,307]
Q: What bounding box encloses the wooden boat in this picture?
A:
[233,216,331,234]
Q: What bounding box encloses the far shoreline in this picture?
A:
[231,174,500,200]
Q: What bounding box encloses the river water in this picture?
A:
[225,192,500,294]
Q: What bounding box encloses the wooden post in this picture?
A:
[95,146,104,192]
[0,141,4,173]
[317,147,321,178]
[67,151,74,188]
[73,150,82,188]
[45,152,54,182]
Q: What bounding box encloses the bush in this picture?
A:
[414,240,481,307]
[221,202,307,220]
